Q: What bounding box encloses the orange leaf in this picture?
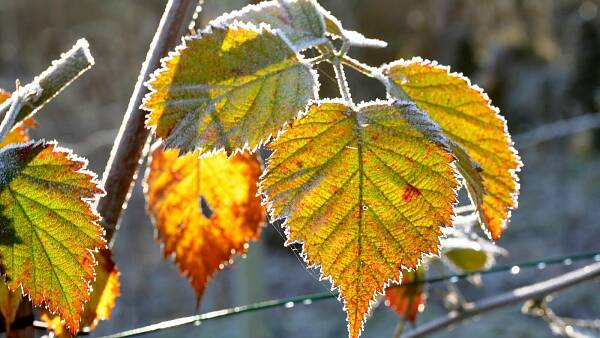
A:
[145,147,265,301]
[383,58,521,240]
[384,268,426,323]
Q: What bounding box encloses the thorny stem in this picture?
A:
[96,0,198,243]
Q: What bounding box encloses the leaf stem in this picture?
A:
[332,58,354,108]
[95,0,198,243]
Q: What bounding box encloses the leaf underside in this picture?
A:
[145,147,265,301]
[261,100,459,338]
[211,0,327,51]
[144,24,318,156]
[383,58,521,240]
[0,141,105,333]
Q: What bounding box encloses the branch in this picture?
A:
[0,39,94,124]
[515,112,600,148]
[95,0,198,243]
[401,262,600,338]
[96,252,600,338]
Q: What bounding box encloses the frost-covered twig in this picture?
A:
[0,82,41,141]
[0,39,94,124]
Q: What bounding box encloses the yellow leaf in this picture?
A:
[0,279,21,333]
[261,100,459,338]
[143,24,318,155]
[383,58,521,240]
[145,147,265,300]
[81,249,120,329]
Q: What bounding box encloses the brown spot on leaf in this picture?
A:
[402,184,421,202]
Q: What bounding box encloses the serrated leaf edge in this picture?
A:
[142,22,320,159]
[0,139,106,334]
[380,57,523,240]
[258,98,461,337]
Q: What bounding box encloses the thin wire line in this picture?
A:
[97,250,600,338]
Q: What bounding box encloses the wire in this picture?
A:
[97,250,600,338]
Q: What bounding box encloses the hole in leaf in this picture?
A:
[199,195,214,219]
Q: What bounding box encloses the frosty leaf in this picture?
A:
[261,100,459,338]
[144,24,318,155]
[41,249,120,335]
[0,89,37,147]
[442,237,506,273]
[211,0,327,51]
[384,267,426,323]
[0,279,21,333]
[382,58,521,240]
[323,13,387,48]
[0,141,105,333]
[145,147,265,301]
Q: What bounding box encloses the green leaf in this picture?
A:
[442,236,506,273]
[144,24,318,155]
[261,99,459,338]
[0,140,105,334]
[212,0,327,51]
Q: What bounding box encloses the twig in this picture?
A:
[95,0,198,243]
[0,39,94,124]
[515,112,600,148]
[0,82,39,141]
[400,262,600,338]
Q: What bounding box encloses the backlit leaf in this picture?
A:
[145,147,265,301]
[211,0,327,51]
[384,267,426,323]
[0,140,105,333]
[382,58,521,240]
[261,100,459,338]
[442,236,506,273]
[144,24,318,155]
[41,249,120,335]
[81,249,120,329]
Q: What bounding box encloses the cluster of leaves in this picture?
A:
[141,1,521,337]
[0,1,521,337]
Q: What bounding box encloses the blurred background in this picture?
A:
[1,0,599,337]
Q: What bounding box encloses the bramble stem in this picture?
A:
[0,39,94,124]
[96,0,197,243]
